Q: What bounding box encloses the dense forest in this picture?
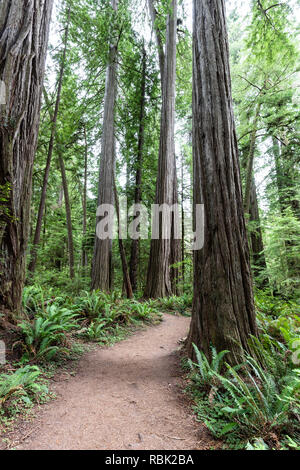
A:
[0,0,299,452]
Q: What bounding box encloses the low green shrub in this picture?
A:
[0,366,47,409]
[19,304,78,361]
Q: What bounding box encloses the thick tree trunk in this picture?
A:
[144,0,179,298]
[91,0,118,292]
[28,6,70,275]
[129,47,146,293]
[187,0,257,365]
[0,0,53,317]
[58,152,75,279]
[249,179,268,287]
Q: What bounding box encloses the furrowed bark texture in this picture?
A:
[91,0,118,291]
[0,0,53,316]
[144,0,179,298]
[187,0,257,365]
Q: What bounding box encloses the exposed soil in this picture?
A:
[3,314,215,450]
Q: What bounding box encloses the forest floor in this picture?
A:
[3,314,216,450]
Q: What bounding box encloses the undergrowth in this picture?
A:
[0,284,164,435]
[186,290,300,450]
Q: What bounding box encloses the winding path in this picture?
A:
[16,314,204,450]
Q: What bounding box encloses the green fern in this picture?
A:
[188,344,230,390]
[0,366,47,408]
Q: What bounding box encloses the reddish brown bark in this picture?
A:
[187,0,257,365]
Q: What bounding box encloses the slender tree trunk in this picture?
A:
[91,0,118,292]
[114,179,133,299]
[181,156,185,286]
[243,102,261,215]
[170,165,181,295]
[144,0,179,298]
[147,0,165,89]
[187,0,257,365]
[249,179,268,287]
[129,47,146,293]
[58,152,75,279]
[41,87,75,280]
[273,137,300,219]
[82,125,88,268]
[0,0,53,317]
[28,5,71,275]
[273,137,300,283]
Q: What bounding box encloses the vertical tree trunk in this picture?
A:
[147,0,165,89]
[243,102,261,215]
[0,0,53,317]
[187,0,257,365]
[144,0,179,298]
[129,46,146,293]
[114,179,133,299]
[91,0,118,292]
[28,5,71,275]
[249,179,268,287]
[82,125,88,269]
[58,152,75,279]
[170,165,181,295]
[273,137,300,219]
[181,155,185,286]
[40,86,75,280]
[272,137,300,283]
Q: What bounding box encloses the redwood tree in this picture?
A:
[0,0,53,317]
[129,46,147,293]
[187,0,257,364]
[91,0,118,291]
[144,0,180,298]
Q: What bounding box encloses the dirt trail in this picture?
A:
[15,314,204,450]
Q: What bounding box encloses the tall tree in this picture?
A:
[91,0,119,291]
[28,3,71,275]
[58,149,75,279]
[249,179,268,286]
[82,125,89,269]
[144,0,180,298]
[114,177,133,299]
[129,46,147,293]
[0,0,53,316]
[187,0,257,365]
[42,88,75,279]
